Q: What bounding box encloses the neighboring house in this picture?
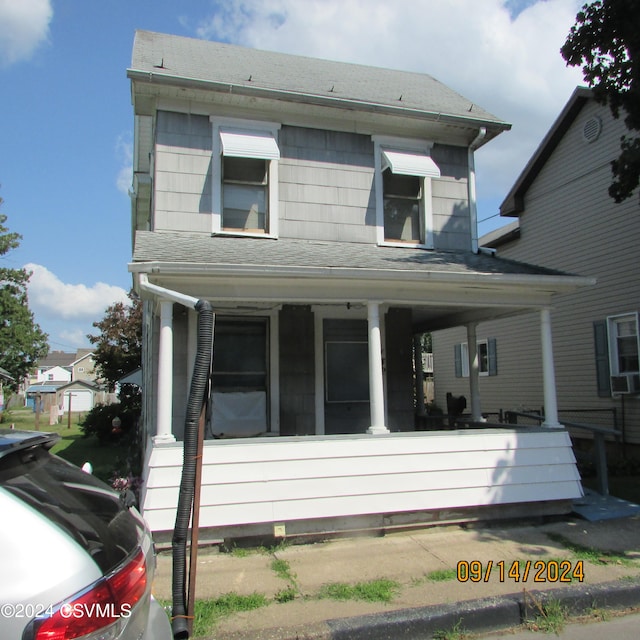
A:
[71,349,98,383]
[128,31,591,538]
[28,350,102,411]
[433,87,639,449]
[35,365,72,385]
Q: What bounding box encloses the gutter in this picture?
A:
[127,68,510,139]
[131,262,595,293]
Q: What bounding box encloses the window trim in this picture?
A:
[372,136,439,249]
[607,312,640,377]
[211,117,281,238]
[455,338,497,378]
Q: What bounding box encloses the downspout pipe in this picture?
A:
[468,127,486,254]
[137,273,214,640]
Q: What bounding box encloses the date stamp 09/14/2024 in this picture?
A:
[456,559,585,583]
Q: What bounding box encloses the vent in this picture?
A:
[583,116,602,143]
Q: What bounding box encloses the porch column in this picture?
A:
[413,335,426,417]
[367,301,389,434]
[466,322,483,422]
[155,300,176,443]
[540,307,561,428]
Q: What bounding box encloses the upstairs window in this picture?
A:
[222,156,268,232]
[383,170,422,243]
[373,138,440,248]
[211,120,280,237]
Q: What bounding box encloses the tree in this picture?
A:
[0,207,48,391]
[87,291,142,392]
[561,0,640,203]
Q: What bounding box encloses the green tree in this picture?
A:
[87,291,142,391]
[0,208,48,391]
[561,0,640,202]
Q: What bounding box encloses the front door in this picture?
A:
[323,318,370,434]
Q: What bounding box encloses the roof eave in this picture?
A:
[129,260,594,294]
[499,86,592,217]
[127,68,511,138]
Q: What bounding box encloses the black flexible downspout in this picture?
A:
[171,299,213,639]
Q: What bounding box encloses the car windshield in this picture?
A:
[0,444,141,573]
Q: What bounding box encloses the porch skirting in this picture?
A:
[140,428,583,538]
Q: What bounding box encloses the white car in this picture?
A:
[0,429,172,640]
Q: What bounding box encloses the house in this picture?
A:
[71,349,98,384]
[127,31,592,539]
[28,350,102,412]
[432,87,639,451]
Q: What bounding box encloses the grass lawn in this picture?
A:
[1,407,131,484]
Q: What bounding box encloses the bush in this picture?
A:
[80,384,141,444]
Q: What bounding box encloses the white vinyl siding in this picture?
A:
[434,99,640,442]
[140,429,581,533]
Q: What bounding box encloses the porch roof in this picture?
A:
[132,231,579,278]
[131,232,593,329]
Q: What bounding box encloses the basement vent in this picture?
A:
[583,116,602,143]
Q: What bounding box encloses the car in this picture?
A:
[0,428,172,640]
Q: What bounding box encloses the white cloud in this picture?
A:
[0,0,53,67]
[25,263,129,320]
[196,0,585,231]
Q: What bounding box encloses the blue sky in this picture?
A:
[0,0,585,352]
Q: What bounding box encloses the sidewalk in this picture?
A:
[152,513,640,639]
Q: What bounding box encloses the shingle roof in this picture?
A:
[129,31,508,133]
[131,231,569,278]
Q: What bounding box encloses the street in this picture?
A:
[483,610,640,640]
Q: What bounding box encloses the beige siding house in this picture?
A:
[128,31,591,538]
[433,87,639,446]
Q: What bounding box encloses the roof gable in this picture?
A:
[500,87,592,217]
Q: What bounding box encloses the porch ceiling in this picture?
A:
[130,232,594,330]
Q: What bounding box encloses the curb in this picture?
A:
[284,578,640,640]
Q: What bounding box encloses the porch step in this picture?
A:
[572,489,640,522]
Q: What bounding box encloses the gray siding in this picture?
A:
[433,99,640,443]
[154,111,212,233]
[279,126,376,243]
[431,145,471,252]
[149,112,473,249]
[279,305,316,436]
[385,307,415,430]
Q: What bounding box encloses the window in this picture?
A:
[223,156,268,231]
[454,339,497,378]
[212,319,268,391]
[373,137,440,248]
[383,170,422,243]
[609,315,639,375]
[600,313,640,395]
[211,120,280,236]
[210,318,270,436]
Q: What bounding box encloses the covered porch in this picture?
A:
[131,234,591,537]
